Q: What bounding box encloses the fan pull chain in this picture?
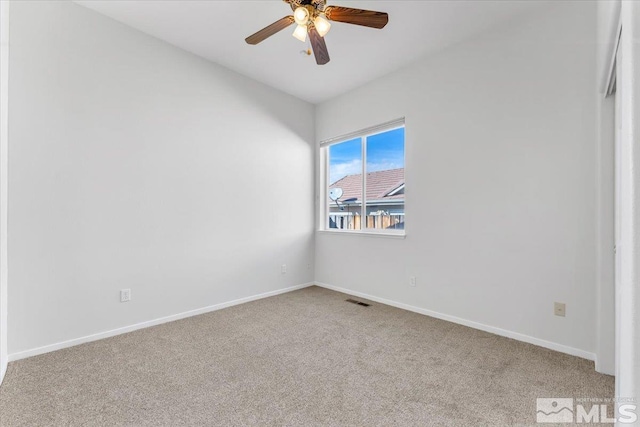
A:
[301,37,312,57]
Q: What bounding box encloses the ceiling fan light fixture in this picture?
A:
[292,24,308,42]
[293,7,310,26]
[314,15,331,37]
[245,1,389,66]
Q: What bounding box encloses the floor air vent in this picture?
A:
[345,298,370,307]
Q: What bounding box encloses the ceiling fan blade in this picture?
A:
[245,16,295,45]
[308,27,330,65]
[324,6,388,29]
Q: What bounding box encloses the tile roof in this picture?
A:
[329,168,404,203]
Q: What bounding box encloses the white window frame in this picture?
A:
[320,118,406,237]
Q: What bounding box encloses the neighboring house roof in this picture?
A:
[330,168,404,203]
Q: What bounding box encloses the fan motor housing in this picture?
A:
[289,0,325,12]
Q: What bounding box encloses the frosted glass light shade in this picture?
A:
[294,7,310,26]
[314,15,331,37]
[293,24,308,42]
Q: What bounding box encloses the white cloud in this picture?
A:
[367,161,403,173]
[330,160,404,184]
[330,159,362,184]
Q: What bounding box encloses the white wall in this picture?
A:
[315,2,599,359]
[8,1,315,357]
[0,0,9,383]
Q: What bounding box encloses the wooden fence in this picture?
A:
[329,213,404,230]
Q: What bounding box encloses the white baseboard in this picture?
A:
[314,282,596,361]
[0,359,6,385]
[8,282,314,362]
[8,281,596,364]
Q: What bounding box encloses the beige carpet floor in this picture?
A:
[0,286,614,426]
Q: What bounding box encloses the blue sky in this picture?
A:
[329,127,404,184]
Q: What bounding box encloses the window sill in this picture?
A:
[317,229,406,239]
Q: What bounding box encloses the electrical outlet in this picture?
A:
[281,264,287,275]
[120,289,131,303]
[409,276,416,287]
[554,302,566,317]
[307,263,311,270]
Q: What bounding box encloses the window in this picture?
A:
[323,119,405,235]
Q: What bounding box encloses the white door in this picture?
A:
[613,38,622,385]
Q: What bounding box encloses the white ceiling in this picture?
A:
[75,0,550,104]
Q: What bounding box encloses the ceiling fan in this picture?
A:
[245,0,389,66]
